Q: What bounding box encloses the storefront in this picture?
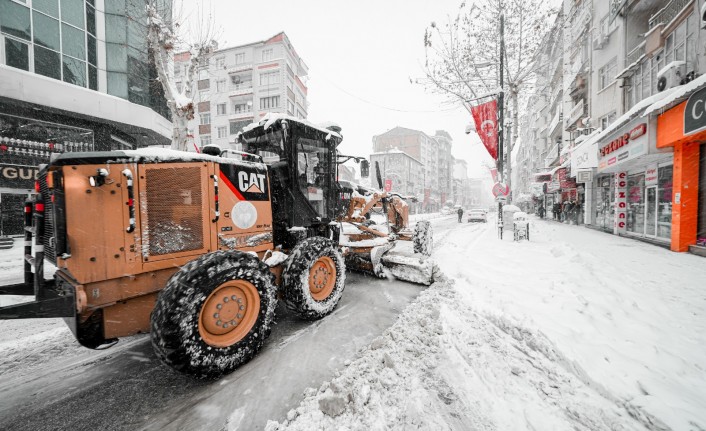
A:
[0,66,172,236]
[571,131,599,226]
[655,85,706,253]
[595,116,673,241]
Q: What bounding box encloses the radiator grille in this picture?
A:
[144,167,204,257]
[38,171,56,265]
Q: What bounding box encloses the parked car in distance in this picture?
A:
[467,209,488,223]
[441,206,452,215]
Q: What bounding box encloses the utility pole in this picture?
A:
[497,3,505,238]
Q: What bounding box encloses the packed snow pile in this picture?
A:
[265,277,647,431]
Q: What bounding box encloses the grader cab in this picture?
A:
[0,114,433,378]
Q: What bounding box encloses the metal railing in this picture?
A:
[626,41,646,67]
[649,0,693,29]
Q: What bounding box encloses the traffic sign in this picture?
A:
[492,182,509,197]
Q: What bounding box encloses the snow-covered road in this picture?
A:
[269,216,706,431]
[0,217,460,431]
[2,214,704,431]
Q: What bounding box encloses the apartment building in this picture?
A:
[372,126,455,210]
[518,0,706,254]
[0,0,172,235]
[174,32,309,151]
[369,149,423,198]
[515,12,565,212]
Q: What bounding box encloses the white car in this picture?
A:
[467,209,488,223]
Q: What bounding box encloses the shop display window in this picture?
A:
[627,174,645,234]
[657,166,673,239]
[593,176,614,231]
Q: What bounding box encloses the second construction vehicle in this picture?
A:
[0,115,434,377]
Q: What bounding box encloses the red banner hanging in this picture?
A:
[488,166,498,183]
[471,99,498,160]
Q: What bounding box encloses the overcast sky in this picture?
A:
[179,0,495,179]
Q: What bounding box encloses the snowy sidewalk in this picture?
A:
[438,218,706,431]
[269,218,706,431]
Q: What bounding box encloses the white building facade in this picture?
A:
[174,32,309,151]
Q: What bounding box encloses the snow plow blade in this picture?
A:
[343,244,434,286]
[379,253,434,286]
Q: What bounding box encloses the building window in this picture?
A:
[599,14,618,38]
[4,37,30,71]
[260,95,280,109]
[217,103,227,115]
[232,101,252,114]
[215,56,225,69]
[287,99,294,115]
[600,111,616,130]
[217,126,227,139]
[230,120,250,135]
[260,70,280,86]
[198,68,208,80]
[200,113,211,125]
[201,135,211,147]
[216,79,225,92]
[234,52,245,64]
[199,90,208,101]
[599,57,617,90]
[262,48,273,62]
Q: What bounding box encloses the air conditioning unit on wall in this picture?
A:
[592,32,608,50]
[657,61,692,92]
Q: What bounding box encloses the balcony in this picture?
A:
[230,107,253,120]
[229,83,253,97]
[548,109,563,137]
[544,142,560,167]
[571,5,592,41]
[227,63,253,73]
[649,0,693,29]
[626,41,646,68]
[565,99,585,129]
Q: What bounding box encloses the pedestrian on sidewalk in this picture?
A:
[457,207,464,223]
[537,204,545,219]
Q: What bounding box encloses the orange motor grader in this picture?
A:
[0,115,433,378]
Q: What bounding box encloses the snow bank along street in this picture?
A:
[268,216,706,431]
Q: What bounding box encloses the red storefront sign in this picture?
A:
[599,123,646,157]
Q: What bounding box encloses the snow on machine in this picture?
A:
[0,114,433,378]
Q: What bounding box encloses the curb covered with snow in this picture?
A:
[265,276,647,431]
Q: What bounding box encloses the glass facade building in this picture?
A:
[0,0,170,118]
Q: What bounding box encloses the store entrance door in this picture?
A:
[645,186,657,237]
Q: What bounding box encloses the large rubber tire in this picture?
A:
[413,220,433,256]
[150,250,277,378]
[281,237,346,321]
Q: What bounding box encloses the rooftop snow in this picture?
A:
[121,147,266,169]
[241,113,342,140]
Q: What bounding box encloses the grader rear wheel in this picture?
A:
[282,237,346,320]
[150,251,277,378]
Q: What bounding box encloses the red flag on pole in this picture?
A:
[471,99,498,160]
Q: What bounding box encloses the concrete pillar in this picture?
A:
[671,141,700,252]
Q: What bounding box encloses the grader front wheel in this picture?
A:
[282,237,346,321]
[150,251,277,378]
